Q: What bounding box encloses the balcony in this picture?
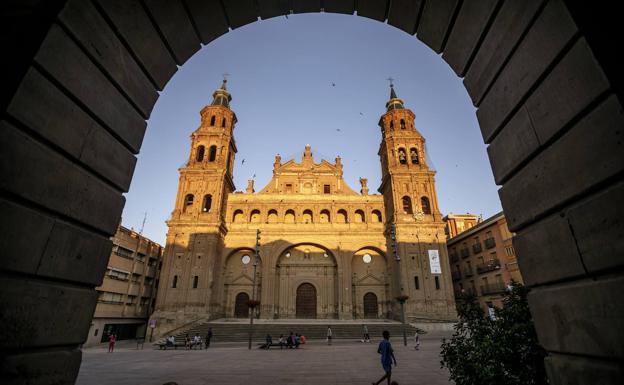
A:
[481,282,507,295]
[477,259,501,274]
[452,270,462,281]
[463,267,474,277]
[450,253,459,263]
[460,248,470,258]
[484,237,496,249]
[455,287,478,297]
[472,243,482,254]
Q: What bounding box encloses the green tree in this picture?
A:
[440,283,547,385]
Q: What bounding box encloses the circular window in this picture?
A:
[363,254,372,264]
[241,255,251,265]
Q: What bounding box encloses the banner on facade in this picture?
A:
[428,250,442,274]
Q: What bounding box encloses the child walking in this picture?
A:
[372,330,397,385]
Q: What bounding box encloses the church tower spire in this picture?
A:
[377,81,455,322]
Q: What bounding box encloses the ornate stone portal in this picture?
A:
[149,81,456,337]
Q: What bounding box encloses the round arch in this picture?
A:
[2,2,621,382]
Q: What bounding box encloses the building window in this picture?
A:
[208,145,217,162]
[221,117,226,127]
[372,210,382,223]
[400,119,406,129]
[284,209,296,223]
[421,197,431,215]
[267,209,278,223]
[337,209,348,223]
[172,275,178,288]
[183,194,194,213]
[320,209,330,223]
[210,115,216,126]
[233,209,244,223]
[410,147,419,164]
[505,245,515,256]
[94,329,99,336]
[402,196,413,214]
[302,209,313,224]
[324,184,330,194]
[414,276,420,290]
[285,183,293,193]
[196,145,205,162]
[434,276,440,290]
[108,268,129,281]
[114,246,133,259]
[354,209,365,223]
[250,209,261,223]
[193,275,198,289]
[398,148,407,164]
[202,194,212,212]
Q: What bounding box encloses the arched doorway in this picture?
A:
[363,292,378,318]
[234,292,249,318]
[3,2,621,383]
[296,283,317,319]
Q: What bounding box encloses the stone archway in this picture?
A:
[2,2,622,383]
[296,283,317,319]
[234,292,249,318]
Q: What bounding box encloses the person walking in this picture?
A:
[372,330,397,385]
[265,334,272,350]
[205,328,213,349]
[108,333,116,353]
[326,325,333,345]
[414,332,420,351]
[362,324,370,343]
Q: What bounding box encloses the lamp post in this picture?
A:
[390,223,408,346]
[248,229,261,350]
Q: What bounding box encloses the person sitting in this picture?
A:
[294,333,301,348]
[193,334,201,349]
[278,334,285,349]
[184,334,191,350]
[299,334,306,345]
[166,335,174,348]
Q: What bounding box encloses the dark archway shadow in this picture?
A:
[1,1,623,384]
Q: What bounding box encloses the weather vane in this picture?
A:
[222,72,230,82]
[386,76,394,87]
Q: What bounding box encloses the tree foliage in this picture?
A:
[440,282,548,385]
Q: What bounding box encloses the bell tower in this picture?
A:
[378,82,456,321]
[170,78,237,224]
[151,79,237,333]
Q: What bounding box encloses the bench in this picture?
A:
[157,342,185,350]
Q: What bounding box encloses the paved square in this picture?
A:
[77,333,453,385]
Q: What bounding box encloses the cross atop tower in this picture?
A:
[386,76,395,87]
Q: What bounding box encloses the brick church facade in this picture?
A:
[150,80,456,336]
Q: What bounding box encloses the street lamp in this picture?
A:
[247,229,261,350]
[390,223,408,346]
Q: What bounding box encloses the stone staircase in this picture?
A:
[158,319,425,345]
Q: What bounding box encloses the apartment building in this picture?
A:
[445,212,523,313]
[84,225,163,347]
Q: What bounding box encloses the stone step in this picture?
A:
[161,320,424,344]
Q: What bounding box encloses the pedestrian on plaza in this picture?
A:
[205,328,213,349]
[265,334,272,350]
[278,334,285,349]
[327,325,333,345]
[294,333,301,348]
[287,332,294,348]
[108,333,116,353]
[414,332,420,351]
[372,330,397,385]
[193,334,201,349]
[300,334,306,345]
[362,324,370,343]
[184,334,191,350]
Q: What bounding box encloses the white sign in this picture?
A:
[149,319,157,328]
[428,250,442,274]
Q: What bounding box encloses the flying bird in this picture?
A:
[336,128,341,132]
[331,82,335,87]
[359,112,363,116]
[241,159,245,165]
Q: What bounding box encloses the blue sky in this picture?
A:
[122,13,502,244]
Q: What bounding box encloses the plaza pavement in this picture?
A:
[77,332,453,385]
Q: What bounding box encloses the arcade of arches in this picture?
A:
[2,1,623,384]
